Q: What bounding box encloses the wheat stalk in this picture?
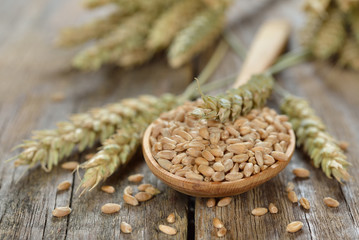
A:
[167,6,226,68]
[192,74,274,122]
[280,94,350,182]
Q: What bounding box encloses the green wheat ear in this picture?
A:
[192,74,274,122]
[311,9,346,60]
[280,95,351,183]
[168,6,226,68]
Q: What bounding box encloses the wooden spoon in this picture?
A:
[143,20,295,197]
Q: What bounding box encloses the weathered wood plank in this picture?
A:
[0,0,192,239]
[194,0,359,239]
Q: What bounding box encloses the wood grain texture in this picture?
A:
[0,0,358,239]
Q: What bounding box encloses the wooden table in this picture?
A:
[1,0,358,239]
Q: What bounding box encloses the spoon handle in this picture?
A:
[233,19,291,88]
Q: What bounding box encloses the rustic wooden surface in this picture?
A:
[0,0,358,239]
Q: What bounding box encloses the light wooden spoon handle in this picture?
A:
[233,19,291,88]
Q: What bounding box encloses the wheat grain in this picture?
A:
[167,213,176,223]
[52,206,71,217]
[120,222,132,233]
[286,221,303,233]
[57,181,71,191]
[101,203,121,214]
[323,197,340,207]
[281,95,351,182]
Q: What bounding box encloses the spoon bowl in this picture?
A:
[143,122,295,198]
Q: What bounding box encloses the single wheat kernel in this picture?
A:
[101,185,115,194]
[338,141,349,151]
[213,162,225,172]
[271,151,288,161]
[217,227,227,237]
[286,221,303,233]
[124,186,133,195]
[213,217,224,228]
[323,197,339,208]
[145,186,161,195]
[206,198,216,208]
[123,194,139,206]
[251,207,268,216]
[159,225,177,235]
[120,222,132,233]
[185,171,204,181]
[135,192,153,202]
[167,213,176,223]
[52,206,71,217]
[268,203,278,213]
[61,161,79,171]
[57,181,71,191]
[128,174,144,183]
[138,184,153,191]
[157,159,173,171]
[299,197,310,210]
[286,182,295,192]
[101,203,121,214]
[225,172,243,181]
[217,197,232,207]
[292,168,310,178]
[198,165,215,177]
[243,163,254,178]
[288,191,298,203]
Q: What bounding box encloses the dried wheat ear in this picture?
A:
[150,100,292,182]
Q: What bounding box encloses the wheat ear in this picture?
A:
[168,6,226,68]
[11,95,168,172]
[57,10,130,47]
[79,94,180,192]
[311,9,346,60]
[280,94,350,182]
[192,74,274,122]
[147,0,204,50]
[72,12,156,71]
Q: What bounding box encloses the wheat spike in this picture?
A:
[147,0,204,50]
[301,13,323,46]
[338,37,359,70]
[79,94,180,191]
[281,95,350,182]
[311,9,346,60]
[192,74,274,122]
[11,95,170,172]
[72,12,156,71]
[168,6,225,68]
[57,10,130,47]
